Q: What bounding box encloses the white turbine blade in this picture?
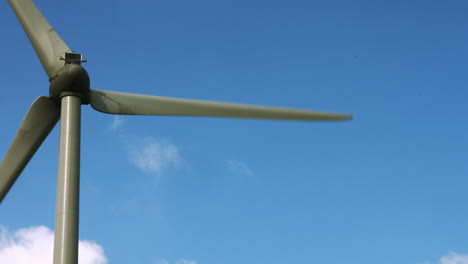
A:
[9,0,71,78]
[0,97,60,203]
[90,89,352,121]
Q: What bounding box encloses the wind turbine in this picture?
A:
[0,0,351,263]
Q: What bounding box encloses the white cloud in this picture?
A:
[109,116,126,131]
[439,252,468,264]
[226,159,254,177]
[0,226,107,264]
[127,138,182,175]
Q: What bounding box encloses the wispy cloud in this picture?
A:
[109,116,126,131]
[226,159,254,177]
[107,117,183,176]
[176,259,198,264]
[155,259,197,264]
[127,137,182,175]
[0,226,107,264]
[420,252,468,264]
[440,252,468,264]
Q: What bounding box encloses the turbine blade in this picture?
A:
[90,89,352,121]
[0,97,60,203]
[9,0,71,78]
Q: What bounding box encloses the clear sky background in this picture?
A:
[0,0,467,263]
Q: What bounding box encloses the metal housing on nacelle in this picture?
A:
[49,63,90,104]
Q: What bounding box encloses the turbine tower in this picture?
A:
[0,0,352,263]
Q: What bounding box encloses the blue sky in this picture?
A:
[1,0,467,263]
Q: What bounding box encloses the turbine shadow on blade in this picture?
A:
[1,0,352,263]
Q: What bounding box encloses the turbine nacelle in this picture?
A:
[49,54,90,104]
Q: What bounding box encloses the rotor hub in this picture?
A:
[49,53,90,104]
